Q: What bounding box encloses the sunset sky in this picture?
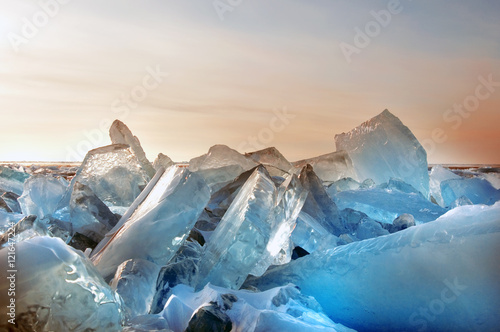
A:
[1,0,499,164]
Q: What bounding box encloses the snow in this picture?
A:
[157,283,355,332]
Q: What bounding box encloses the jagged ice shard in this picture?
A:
[69,181,119,243]
[69,144,151,208]
[0,236,124,331]
[195,166,306,290]
[429,165,462,207]
[245,202,500,331]
[440,177,500,207]
[92,166,210,279]
[111,259,161,318]
[333,182,446,224]
[3,115,500,331]
[189,144,258,191]
[245,147,295,176]
[109,120,156,178]
[0,166,30,196]
[18,174,68,220]
[293,151,356,183]
[335,109,430,198]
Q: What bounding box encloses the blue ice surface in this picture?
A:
[333,184,446,224]
[246,202,500,331]
[441,177,500,207]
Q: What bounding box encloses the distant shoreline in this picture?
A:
[2,161,500,169]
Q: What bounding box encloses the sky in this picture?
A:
[0,0,499,164]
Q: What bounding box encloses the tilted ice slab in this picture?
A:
[291,211,340,254]
[245,202,500,331]
[92,166,210,279]
[1,191,22,213]
[441,177,500,207]
[481,171,500,189]
[0,236,123,331]
[68,144,151,208]
[0,210,25,233]
[70,181,119,243]
[293,151,356,183]
[109,120,156,178]
[334,185,446,224]
[195,166,306,290]
[299,165,346,236]
[158,283,355,332]
[18,174,68,220]
[335,110,430,198]
[0,166,30,196]
[429,165,461,207]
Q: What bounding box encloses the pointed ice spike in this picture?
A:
[69,181,119,243]
[109,120,156,178]
[195,165,277,290]
[299,164,346,236]
[251,173,307,274]
[153,153,174,170]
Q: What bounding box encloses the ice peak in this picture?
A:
[109,120,155,178]
[189,144,257,172]
[245,147,293,173]
[335,109,429,198]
